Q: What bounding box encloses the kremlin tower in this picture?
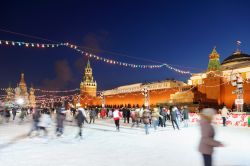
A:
[207,47,221,71]
[80,59,97,97]
[79,60,100,107]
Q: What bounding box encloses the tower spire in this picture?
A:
[86,59,91,68]
[207,47,221,71]
[80,59,97,97]
[20,73,25,84]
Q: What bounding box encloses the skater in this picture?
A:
[27,108,41,136]
[151,108,162,130]
[12,108,17,120]
[19,108,27,123]
[108,109,113,118]
[176,107,182,126]
[56,106,67,136]
[138,108,144,123]
[183,106,189,127]
[71,107,76,117]
[4,108,11,123]
[95,107,99,119]
[170,106,180,130]
[125,108,131,123]
[38,110,51,137]
[78,107,89,124]
[75,108,85,139]
[89,108,96,124]
[199,108,224,166]
[113,109,122,131]
[100,108,106,119]
[131,108,139,127]
[122,107,127,123]
[221,106,229,127]
[142,109,150,134]
[159,107,167,127]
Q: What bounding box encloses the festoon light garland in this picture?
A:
[0,39,192,74]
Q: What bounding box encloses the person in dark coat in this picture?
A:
[95,108,99,119]
[159,107,167,127]
[4,109,11,123]
[71,108,76,117]
[89,108,96,124]
[125,108,131,123]
[183,106,189,127]
[12,108,17,120]
[122,108,127,123]
[75,108,85,139]
[170,106,179,130]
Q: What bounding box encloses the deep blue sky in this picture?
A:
[1,0,250,91]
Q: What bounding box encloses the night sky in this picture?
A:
[1,0,250,91]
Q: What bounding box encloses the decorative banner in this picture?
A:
[189,113,250,127]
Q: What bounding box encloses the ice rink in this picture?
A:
[0,119,249,166]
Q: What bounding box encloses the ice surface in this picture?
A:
[0,119,249,166]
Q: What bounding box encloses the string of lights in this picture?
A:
[0,39,192,74]
[34,88,80,93]
[0,39,63,48]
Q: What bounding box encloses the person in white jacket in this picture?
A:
[221,106,229,127]
[38,110,52,137]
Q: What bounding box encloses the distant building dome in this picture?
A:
[221,51,250,67]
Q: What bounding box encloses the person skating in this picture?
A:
[27,108,41,137]
[130,108,139,128]
[142,109,150,134]
[122,107,127,123]
[138,107,143,123]
[19,108,27,123]
[75,108,85,139]
[170,106,180,130]
[38,110,52,137]
[159,107,167,127]
[4,108,10,123]
[113,109,122,131]
[108,109,113,118]
[12,108,17,120]
[199,108,224,166]
[176,107,182,126]
[151,108,162,130]
[56,106,67,137]
[183,106,189,127]
[89,108,96,124]
[221,106,229,127]
[100,108,106,119]
[125,108,131,123]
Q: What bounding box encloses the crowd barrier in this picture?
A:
[189,113,250,127]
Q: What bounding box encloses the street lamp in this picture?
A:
[100,92,105,108]
[231,73,244,112]
[142,86,149,108]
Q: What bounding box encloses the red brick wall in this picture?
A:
[104,88,178,107]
